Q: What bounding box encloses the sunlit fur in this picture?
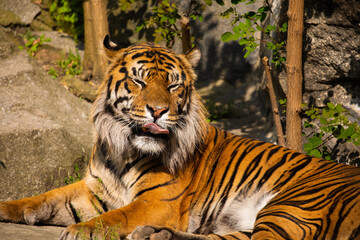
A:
[1,38,360,240]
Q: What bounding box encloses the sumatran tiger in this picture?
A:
[1,35,360,240]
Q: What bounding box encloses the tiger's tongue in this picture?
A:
[143,123,169,135]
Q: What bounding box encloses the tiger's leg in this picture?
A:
[129,226,252,240]
[0,180,104,226]
[60,199,187,240]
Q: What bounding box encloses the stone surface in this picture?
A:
[0,0,41,26]
[60,75,97,102]
[34,31,84,57]
[0,222,64,240]
[268,0,360,164]
[0,27,93,201]
[303,0,360,110]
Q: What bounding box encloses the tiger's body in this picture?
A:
[1,36,360,240]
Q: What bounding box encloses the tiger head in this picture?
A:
[92,36,208,173]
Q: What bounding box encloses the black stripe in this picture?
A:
[115,80,122,94]
[120,66,127,73]
[241,231,252,238]
[134,179,176,199]
[256,152,290,189]
[129,163,163,188]
[114,96,129,108]
[69,202,81,223]
[255,222,291,239]
[350,224,360,239]
[229,234,241,240]
[93,194,108,212]
[137,60,150,64]
[161,184,190,201]
[90,198,105,215]
[131,52,145,59]
[105,155,145,178]
[88,162,112,199]
[106,75,113,99]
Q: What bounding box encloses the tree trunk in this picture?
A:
[180,15,191,54]
[285,0,304,152]
[82,0,109,83]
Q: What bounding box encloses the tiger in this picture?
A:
[1,35,360,240]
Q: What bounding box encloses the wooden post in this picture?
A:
[285,0,304,152]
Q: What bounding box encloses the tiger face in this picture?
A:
[92,36,207,173]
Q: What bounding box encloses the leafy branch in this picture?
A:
[135,0,205,49]
[215,0,287,66]
[302,102,360,160]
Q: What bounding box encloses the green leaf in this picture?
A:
[244,51,251,58]
[310,149,322,158]
[319,117,327,125]
[221,32,234,42]
[238,38,248,45]
[279,22,288,32]
[204,0,212,5]
[303,142,313,151]
[135,24,144,32]
[327,102,336,110]
[257,6,269,13]
[265,25,276,32]
[335,103,344,113]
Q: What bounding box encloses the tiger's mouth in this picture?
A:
[132,123,169,140]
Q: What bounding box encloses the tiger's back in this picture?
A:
[187,125,360,239]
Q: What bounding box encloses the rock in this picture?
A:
[0,0,41,26]
[34,31,84,60]
[0,28,93,201]
[303,0,360,110]
[0,9,22,26]
[31,9,56,31]
[0,222,64,240]
[60,75,97,102]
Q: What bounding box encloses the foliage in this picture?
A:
[19,31,51,57]
[302,103,360,160]
[205,98,237,122]
[216,0,287,66]
[58,49,83,76]
[135,0,205,48]
[118,0,136,11]
[50,0,84,42]
[47,67,59,79]
[64,163,82,185]
[77,219,121,240]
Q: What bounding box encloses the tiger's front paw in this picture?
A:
[0,200,50,225]
[60,220,122,240]
[129,226,173,240]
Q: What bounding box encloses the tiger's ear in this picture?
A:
[185,46,201,68]
[103,35,121,60]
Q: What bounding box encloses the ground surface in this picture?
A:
[0,222,64,240]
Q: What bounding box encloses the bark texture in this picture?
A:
[285,0,304,152]
[82,0,109,81]
[262,57,286,147]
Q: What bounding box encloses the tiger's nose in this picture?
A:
[146,104,169,119]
